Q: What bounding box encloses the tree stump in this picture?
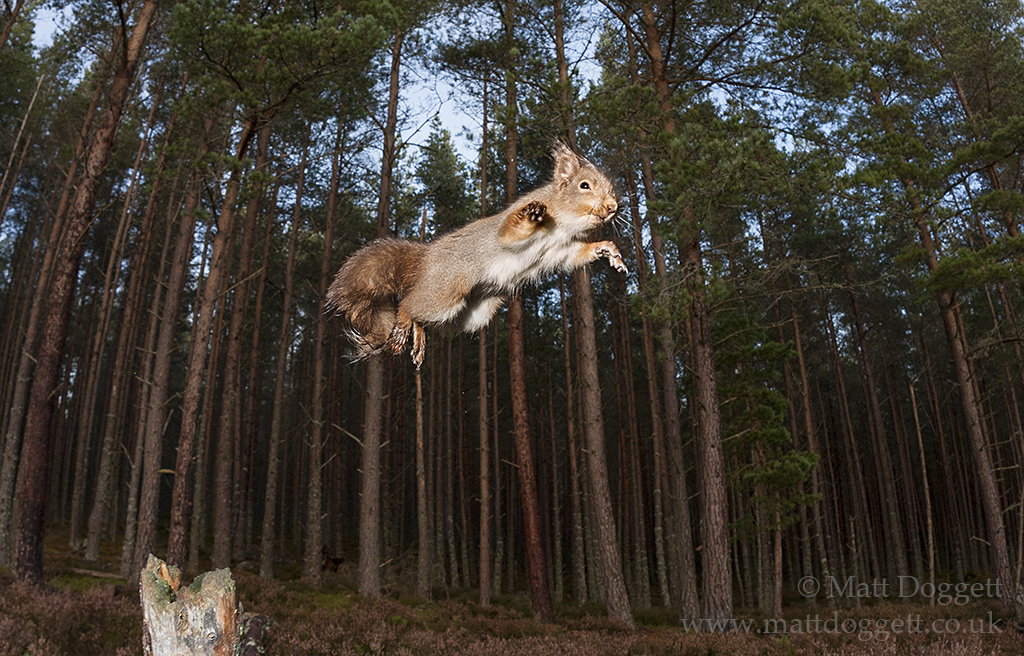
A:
[140,554,269,656]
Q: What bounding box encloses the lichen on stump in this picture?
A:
[140,554,239,656]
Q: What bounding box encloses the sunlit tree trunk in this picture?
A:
[13,0,158,583]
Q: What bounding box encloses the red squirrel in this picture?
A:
[326,143,626,368]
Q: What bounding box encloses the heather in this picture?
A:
[1,554,1020,656]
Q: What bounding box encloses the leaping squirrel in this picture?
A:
[326,143,627,368]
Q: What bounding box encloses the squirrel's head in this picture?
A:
[551,143,618,228]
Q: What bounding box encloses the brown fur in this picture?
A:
[325,238,428,357]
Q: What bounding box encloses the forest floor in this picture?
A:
[0,529,1020,655]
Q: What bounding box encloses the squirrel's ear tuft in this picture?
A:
[552,142,581,188]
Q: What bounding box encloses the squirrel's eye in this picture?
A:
[580,181,590,190]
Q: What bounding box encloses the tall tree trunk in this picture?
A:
[848,284,908,583]
[478,326,490,605]
[69,86,160,553]
[124,171,192,579]
[548,376,564,603]
[573,269,634,626]
[13,0,158,583]
[509,294,554,621]
[916,215,1015,606]
[84,82,179,562]
[211,124,272,569]
[790,305,835,609]
[166,114,259,568]
[476,84,491,607]
[0,57,105,570]
[444,339,460,587]
[416,365,432,599]
[629,41,701,613]
[909,379,937,604]
[684,241,732,623]
[258,166,302,580]
[561,282,587,604]
[552,0,629,622]
[358,26,405,597]
[241,174,279,562]
[624,161,671,606]
[303,123,337,586]
[652,235,699,619]
[188,308,224,572]
[500,0,552,618]
[358,357,385,596]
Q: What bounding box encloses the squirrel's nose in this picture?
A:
[604,198,618,216]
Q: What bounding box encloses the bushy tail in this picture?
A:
[325,238,427,360]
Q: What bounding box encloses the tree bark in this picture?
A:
[573,268,635,627]
[166,114,259,569]
[790,304,835,609]
[85,82,179,562]
[241,172,279,563]
[848,285,908,583]
[0,0,25,53]
[258,166,302,580]
[684,241,732,624]
[13,0,158,583]
[211,124,272,569]
[131,167,204,583]
[917,216,1015,605]
[0,76,104,567]
[509,293,555,621]
[358,356,385,596]
[476,81,491,606]
[140,555,241,656]
[478,326,490,605]
[70,85,160,553]
[303,124,336,586]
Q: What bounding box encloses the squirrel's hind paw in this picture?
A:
[385,323,411,355]
[411,324,426,369]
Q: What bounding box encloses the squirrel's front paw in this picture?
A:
[596,242,628,274]
[522,201,547,223]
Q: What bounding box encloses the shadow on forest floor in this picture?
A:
[0,530,1021,655]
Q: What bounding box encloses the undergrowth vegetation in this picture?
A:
[0,549,1021,655]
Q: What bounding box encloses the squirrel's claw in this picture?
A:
[410,323,426,369]
[596,242,628,274]
[386,322,410,355]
